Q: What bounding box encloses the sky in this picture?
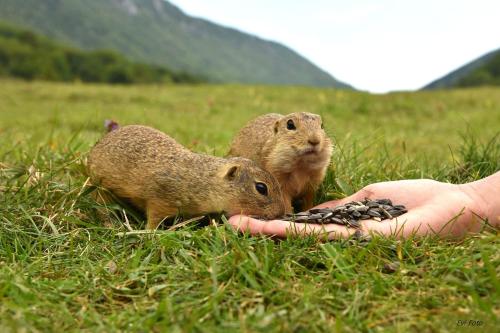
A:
[169,0,500,93]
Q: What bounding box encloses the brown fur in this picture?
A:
[228,112,333,213]
[88,125,286,229]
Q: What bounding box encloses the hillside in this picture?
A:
[423,48,500,89]
[0,0,351,88]
[0,23,201,84]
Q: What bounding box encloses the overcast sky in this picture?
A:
[169,0,500,93]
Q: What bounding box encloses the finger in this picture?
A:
[228,215,357,239]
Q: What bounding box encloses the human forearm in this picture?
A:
[462,171,500,228]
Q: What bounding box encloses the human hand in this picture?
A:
[228,178,494,239]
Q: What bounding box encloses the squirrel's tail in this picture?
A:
[104,119,120,132]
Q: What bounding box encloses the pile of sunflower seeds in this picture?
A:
[282,198,407,228]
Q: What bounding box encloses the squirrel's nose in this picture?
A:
[308,137,320,146]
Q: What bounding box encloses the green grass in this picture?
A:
[0,79,499,332]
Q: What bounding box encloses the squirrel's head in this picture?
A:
[267,112,333,172]
[218,157,286,219]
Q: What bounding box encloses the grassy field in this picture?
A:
[0,79,499,332]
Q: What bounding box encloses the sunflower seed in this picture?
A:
[308,213,323,220]
[382,261,400,274]
[332,206,345,212]
[279,198,407,230]
[376,199,392,206]
[355,205,369,212]
[368,210,381,217]
[309,208,331,214]
[347,219,361,228]
[295,212,310,216]
[330,217,344,225]
[322,212,333,219]
[379,207,393,219]
[347,206,357,213]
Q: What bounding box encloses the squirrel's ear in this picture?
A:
[273,120,279,134]
[222,164,240,180]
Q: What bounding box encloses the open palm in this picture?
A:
[229,179,489,239]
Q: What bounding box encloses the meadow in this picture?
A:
[0,78,499,332]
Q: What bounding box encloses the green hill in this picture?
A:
[423,48,500,89]
[0,23,202,84]
[0,0,351,88]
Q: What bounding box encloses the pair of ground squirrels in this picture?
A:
[88,125,286,230]
[88,112,331,229]
[228,112,333,213]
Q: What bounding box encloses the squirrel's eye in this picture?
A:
[255,182,268,196]
[286,119,296,130]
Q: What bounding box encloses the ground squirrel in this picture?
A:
[88,125,286,229]
[228,112,333,213]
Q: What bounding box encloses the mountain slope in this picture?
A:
[423,48,500,89]
[0,0,351,88]
[0,22,202,84]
